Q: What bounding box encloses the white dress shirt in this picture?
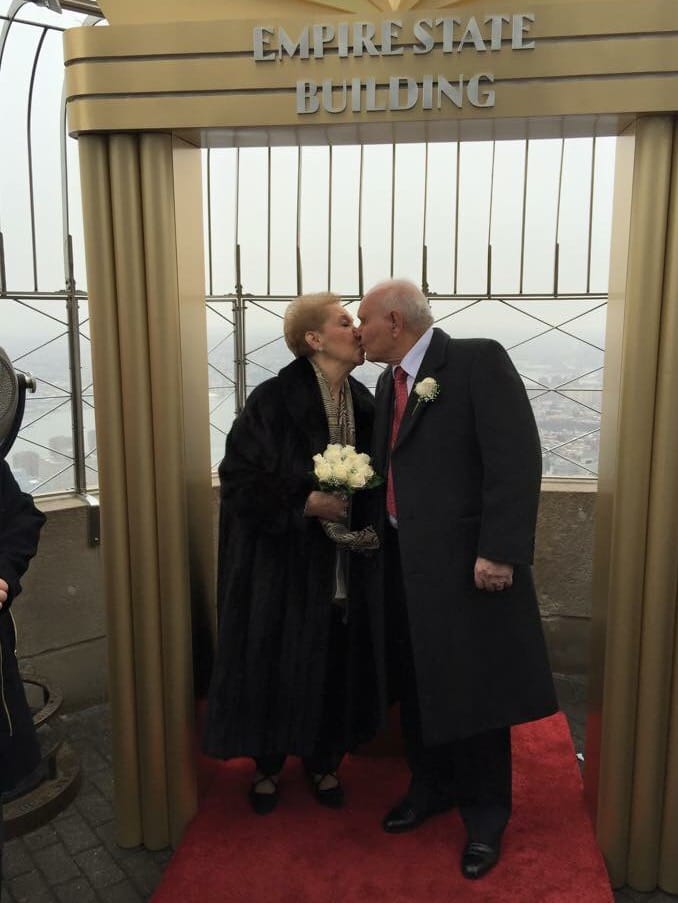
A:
[392,326,434,394]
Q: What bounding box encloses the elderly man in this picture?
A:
[357,279,557,880]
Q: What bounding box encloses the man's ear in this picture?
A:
[390,310,405,337]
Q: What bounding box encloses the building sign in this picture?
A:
[64,1,677,141]
[252,14,536,115]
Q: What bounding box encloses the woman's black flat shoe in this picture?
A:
[248,775,279,815]
[308,770,345,809]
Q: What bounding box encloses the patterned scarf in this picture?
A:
[310,359,380,561]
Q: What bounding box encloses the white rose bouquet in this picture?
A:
[312,444,383,494]
[311,444,382,554]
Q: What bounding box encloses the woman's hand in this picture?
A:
[304,491,347,522]
[0,577,8,609]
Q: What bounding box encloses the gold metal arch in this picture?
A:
[97,0,473,26]
[313,0,473,11]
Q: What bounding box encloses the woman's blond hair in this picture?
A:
[283,292,342,358]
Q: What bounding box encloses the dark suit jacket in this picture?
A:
[374,328,558,745]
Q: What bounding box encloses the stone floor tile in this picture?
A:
[21,822,60,852]
[1,839,34,880]
[70,738,109,775]
[61,708,110,742]
[32,842,82,886]
[96,880,144,903]
[73,847,125,891]
[93,822,144,864]
[150,848,172,865]
[94,743,114,766]
[617,888,645,901]
[54,812,100,856]
[8,868,53,903]
[51,800,78,824]
[88,770,114,802]
[74,787,115,828]
[118,853,163,897]
[93,822,171,874]
[54,877,98,903]
[620,890,678,902]
[553,672,588,705]
[570,727,586,755]
[92,820,119,850]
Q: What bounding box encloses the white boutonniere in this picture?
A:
[413,376,440,411]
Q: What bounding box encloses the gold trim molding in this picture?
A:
[97,0,474,26]
[66,0,678,144]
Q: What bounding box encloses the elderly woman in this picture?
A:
[204,293,386,814]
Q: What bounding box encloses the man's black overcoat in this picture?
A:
[204,356,386,760]
[0,460,45,792]
[374,328,557,747]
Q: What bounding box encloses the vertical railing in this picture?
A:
[233,245,247,415]
[0,232,6,296]
[64,235,87,494]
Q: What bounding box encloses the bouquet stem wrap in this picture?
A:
[321,504,380,554]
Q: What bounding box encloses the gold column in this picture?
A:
[651,123,678,893]
[78,135,142,846]
[586,116,678,893]
[78,132,213,849]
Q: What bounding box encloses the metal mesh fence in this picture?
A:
[1,2,613,493]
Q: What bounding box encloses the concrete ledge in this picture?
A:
[534,487,595,619]
[14,499,103,711]
[542,616,591,676]
[15,502,104,657]
[20,637,108,713]
[534,484,595,675]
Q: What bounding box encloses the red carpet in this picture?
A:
[152,713,612,903]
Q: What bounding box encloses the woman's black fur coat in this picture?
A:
[204,357,386,760]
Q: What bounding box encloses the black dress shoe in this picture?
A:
[382,798,453,833]
[310,771,345,809]
[461,840,500,879]
[248,775,279,815]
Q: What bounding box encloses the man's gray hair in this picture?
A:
[369,279,434,333]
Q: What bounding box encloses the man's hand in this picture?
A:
[474,557,513,592]
[304,491,347,522]
[0,577,8,609]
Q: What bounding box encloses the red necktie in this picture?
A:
[386,365,409,521]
